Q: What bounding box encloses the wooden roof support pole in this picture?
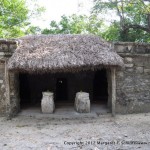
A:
[111,68,116,117]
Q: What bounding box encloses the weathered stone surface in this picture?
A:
[9,72,20,115]
[125,64,134,68]
[144,58,150,68]
[116,71,124,78]
[0,80,3,84]
[0,59,6,115]
[41,92,55,113]
[126,68,134,72]
[0,44,8,52]
[9,44,17,52]
[134,57,144,67]
[115,45,125,53]
[75,92,90,113]
[114,43,150,114]
[124,57,133,63]
[0,52,5,55]
[136,67,143,74]
[144,69,150,74]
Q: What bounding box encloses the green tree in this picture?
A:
[42,14,103,35]
[0,0,29,38]
[25,26,41,35]
[0,0,45,38]
[93,0,150,42]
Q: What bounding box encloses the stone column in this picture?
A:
[107,69,112,109]
[41,92,55,113]
[5,61,20,118]
[5,60,11,117]
[0,40,17,117]
[111,68,116,117]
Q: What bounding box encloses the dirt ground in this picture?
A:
[0,112,150,150]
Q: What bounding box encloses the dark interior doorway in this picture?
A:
[19,73,31,106]
[19,73,55,109]
[56,78,68,102]
[93,69,108,104]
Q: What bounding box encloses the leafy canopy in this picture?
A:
[93,0,150,42]
[0,0,29,38]
[42,14,103,35]
[0,0,45,38]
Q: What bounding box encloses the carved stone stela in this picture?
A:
[41,92,55,113]
[75,92,90,113]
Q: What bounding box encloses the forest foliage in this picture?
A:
[0,0,150,42]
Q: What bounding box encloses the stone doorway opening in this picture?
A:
[19,73,31,109]
[55,77,73,113]
[56,78,68,102]
[91,69,109,114]
[93,70,108,104]
[19,73,47,111]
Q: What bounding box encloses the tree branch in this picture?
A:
[143,0,150,2]
[125,24,150,32]
[148,14,150,28]
[115,0,124,29]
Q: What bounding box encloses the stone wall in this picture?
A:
[9,72,20,115]
[0,60,6,114]
[0,40,16,116]
[114,42,150,113]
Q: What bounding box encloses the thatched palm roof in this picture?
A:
[8,34,124,73]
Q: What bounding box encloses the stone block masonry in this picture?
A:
[0,40,17,116]
[114,42,150,114]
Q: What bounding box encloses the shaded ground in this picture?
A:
[0,113,150,150]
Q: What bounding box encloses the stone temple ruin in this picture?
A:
[0,34,149,117]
